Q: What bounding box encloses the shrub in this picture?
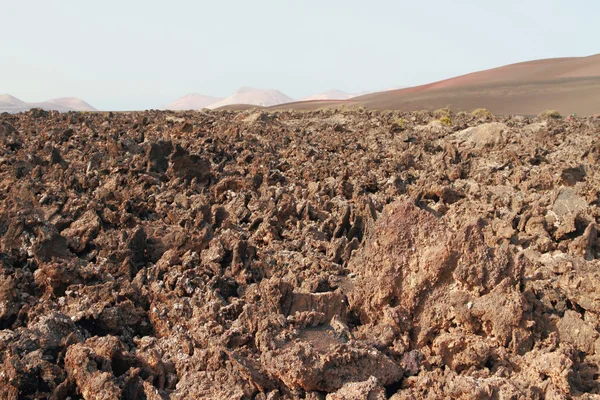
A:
[339,105,353,115]
[439,115,452,126]
[415,110,430,119]
[434,107,451,118]
[392,117,406,130]
[539,110,562,119]
[471,108,493,119]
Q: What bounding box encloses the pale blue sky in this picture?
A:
[1,0,598,110]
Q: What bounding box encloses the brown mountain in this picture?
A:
[271,54,600,115]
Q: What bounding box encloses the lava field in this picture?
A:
[1,108,599,399]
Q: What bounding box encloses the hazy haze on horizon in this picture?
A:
[1,0,598,111]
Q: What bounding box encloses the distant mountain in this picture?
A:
[163,94,224,110]
[43,97,97,112]
[0,94,97,113]
[0,94,27,106]
[208,87,293,109]
[381,86,405,92]
[301,89,356,101]
[0,94,30,113]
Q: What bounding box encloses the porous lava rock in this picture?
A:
[0,108,599,398]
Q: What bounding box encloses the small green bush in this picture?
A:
[433,107,451,118]
[415,110,430,119]
[392,117,406,130]
[471,108,493,118]
[539,110,562,119]
[439,115,452,126]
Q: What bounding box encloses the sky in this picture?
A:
[1,0,598,111]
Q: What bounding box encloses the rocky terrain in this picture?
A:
[0,107,599,399]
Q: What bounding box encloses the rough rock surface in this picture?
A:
[0,108,599,399]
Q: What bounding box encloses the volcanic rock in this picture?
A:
[0,109,599,398]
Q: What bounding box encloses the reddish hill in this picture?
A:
[271,54,600,115]
[391,54,600,94]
